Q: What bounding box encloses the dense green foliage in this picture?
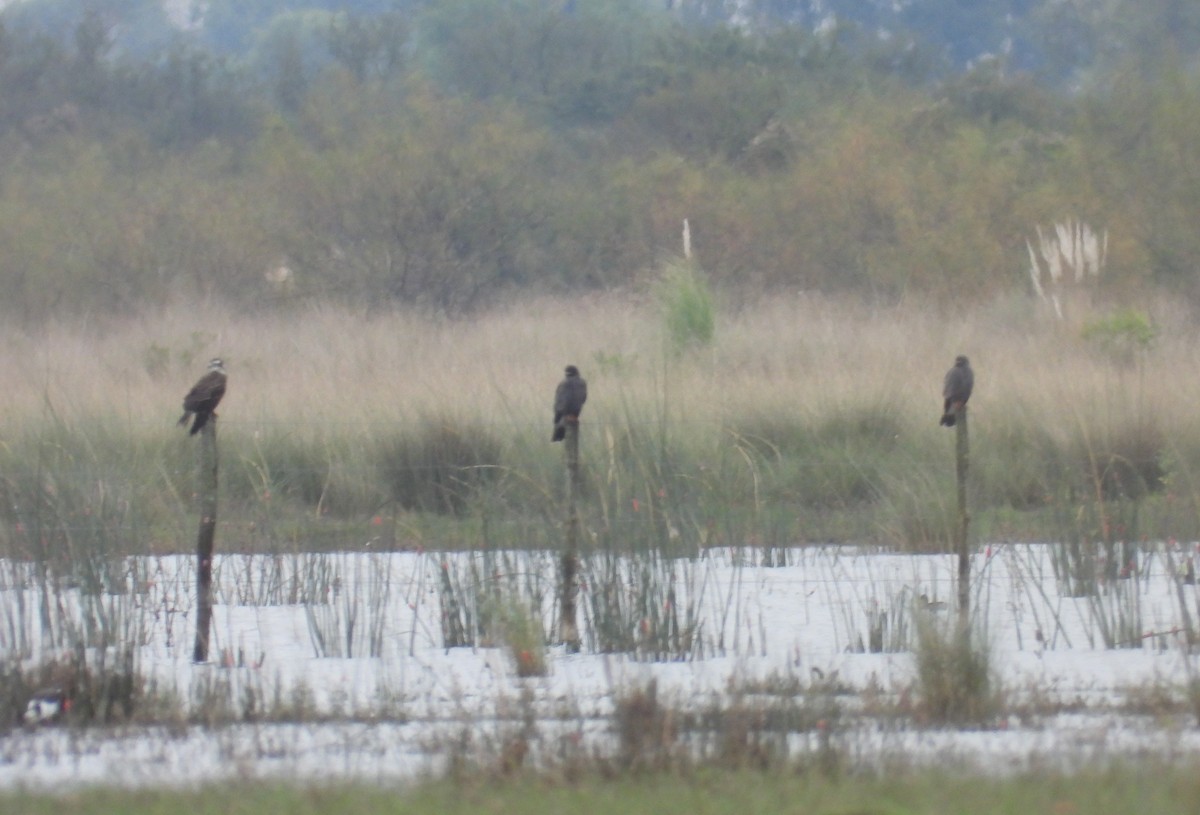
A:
[0,1,1197,320]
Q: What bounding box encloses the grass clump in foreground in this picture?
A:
[912,613,1001,725]
[4,764,1200,815]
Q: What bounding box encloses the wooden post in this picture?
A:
[955,408,971,624]
[192,420,219,663]
[559,418,581,653]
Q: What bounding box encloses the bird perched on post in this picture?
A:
[940,355,973,427]
[179,358,228,435]
[552,364,587,442]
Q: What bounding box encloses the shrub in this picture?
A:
[378,415,504,516]
[657,259,715,354]
[1082,308,1157,367]
[1080,420,1167,500]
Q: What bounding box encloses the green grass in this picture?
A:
[4,765,1200,814]
[6,294,1200,558]
[3,394,1199,559]
[40,405,1200,554]
[657,258,716,354]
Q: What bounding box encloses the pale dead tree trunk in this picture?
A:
[192,420,219,663]
[559,419,582,653]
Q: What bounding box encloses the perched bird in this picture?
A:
[940,355,973,427]
[552,364,587,442]
[178,358,228,435]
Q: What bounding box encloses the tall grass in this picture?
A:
[3,292,1200,555]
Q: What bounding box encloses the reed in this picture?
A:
[1,292,1200,554]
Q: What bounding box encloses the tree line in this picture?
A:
[0,0,1197,321]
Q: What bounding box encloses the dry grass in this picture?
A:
[3,290,1200,551]
[3,290,1195,436]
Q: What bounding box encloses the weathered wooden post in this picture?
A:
[955,409,970,624]
[940,354,973,627]
[192,420,219,663]
[559,418,582,652]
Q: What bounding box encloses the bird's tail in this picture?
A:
[551,423,565,442]
[178,412,192,428]
[940,413,957,427]
[189,413,210,435]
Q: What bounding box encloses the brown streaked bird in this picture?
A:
[552,364,587,442]
[940,355,973,427]
[179,358,228,435]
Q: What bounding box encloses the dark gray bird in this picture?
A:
[179,358,228,435]
[552,364,587,442]
[940,355,973,427]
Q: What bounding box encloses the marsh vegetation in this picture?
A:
[4,0,1200,799]
[1,292,1194,558]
